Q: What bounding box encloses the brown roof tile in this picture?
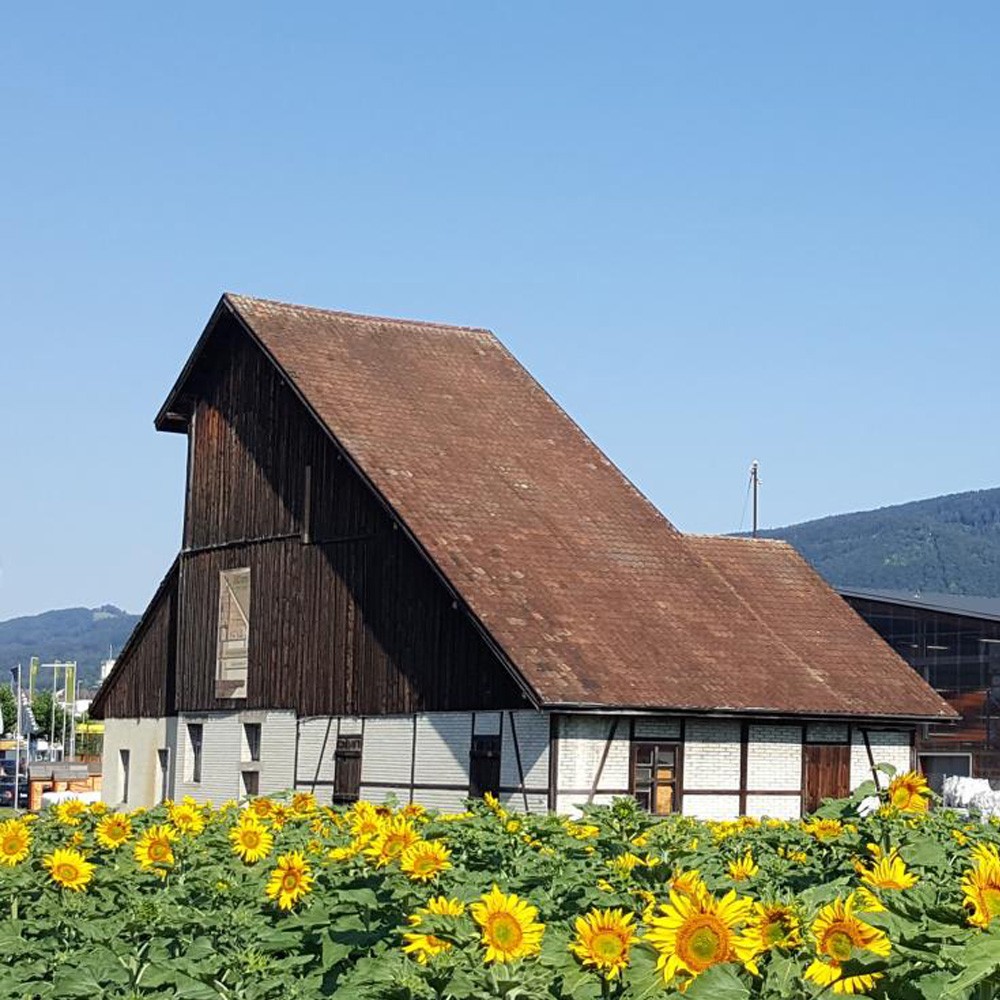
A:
[162,294,955,721]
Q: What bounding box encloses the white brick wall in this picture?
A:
[850,729,912,790]
[746,793,801,819]
[683,794,740,820]
[683,719,741,791]
[634,719,682,740]
[746,724,802,790]
[413,714,471,786]
[173,710,296,804]
[555,715,629,816]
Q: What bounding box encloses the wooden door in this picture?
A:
[803,744,850,813]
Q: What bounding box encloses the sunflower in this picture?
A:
[884,771,931,814]
[564,821,600,840]
[400,840,451,882]
[95,814,132,850]
[229,819,274,864]
[364,815,420,866]
[401,802,427,821]
[88,801,108,816]
[168,799,206,836]
[0,819,31,866]
[43,848,95,891]
[606,852,643,878]
[802,818,848,841]
[248,797,274,820]
[858,850,918,891]
[734,902,801,974]
[54,799,87,826]
[727,852,759,882]
[348,802,384,841]
[265,851,314,910]
[961,851,1000,928]
[471,885,545,963]
[134,824,178,874]
[291,791,317,816]
[646,888,753,987]
[328,840,365,862]
[669,869,709,904]
[570,908,638,980]
[402,896,466,964]
[804,895,891,995]
[269,803,291,829]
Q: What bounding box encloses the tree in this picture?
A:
[31,690,69,743]
[0,685,15,736]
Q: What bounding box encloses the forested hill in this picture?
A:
[0,605,139,688]
[754,487,1000,597]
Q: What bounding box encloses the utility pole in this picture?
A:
[750,460,761,538]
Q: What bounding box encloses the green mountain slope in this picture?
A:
[754,487,1000,597]
[0,605,139,689]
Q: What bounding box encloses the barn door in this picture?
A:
[803,743,850,813]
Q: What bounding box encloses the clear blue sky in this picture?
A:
[1,4,997,620]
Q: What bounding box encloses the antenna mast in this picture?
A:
[750,460,761,538]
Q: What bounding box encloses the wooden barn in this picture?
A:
[90,294,955,816]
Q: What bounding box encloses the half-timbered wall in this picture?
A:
[172,316,527,717]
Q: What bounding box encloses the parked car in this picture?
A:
[0,760,28,809]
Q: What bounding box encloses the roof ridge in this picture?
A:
[224,292,494,337]
[687,533,792,546]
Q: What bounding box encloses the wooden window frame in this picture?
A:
[157,748,170,803]
[333,734,362,804]
[243,722,262,762]
[469,733,502,799]
[241,770,260,797]
[630,740,683,815]
[216,568,250,699]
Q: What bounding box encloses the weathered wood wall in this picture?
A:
[170,314,526,716]
[92,562,178,718]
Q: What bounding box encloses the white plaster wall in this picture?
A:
[850,729,913,790]
[101,717,168,809]
[746,724,802,790]
[683,719,741,790]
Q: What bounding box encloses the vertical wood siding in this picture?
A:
[169,315,527,718]
[91,564,178,719]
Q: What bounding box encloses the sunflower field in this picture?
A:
[1,771,1000,999]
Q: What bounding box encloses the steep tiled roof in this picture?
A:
[159,294,955,721]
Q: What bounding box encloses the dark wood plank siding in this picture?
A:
[92,565,178,719]
[174,316,526,716]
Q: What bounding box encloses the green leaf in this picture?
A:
[683,963,751,1000]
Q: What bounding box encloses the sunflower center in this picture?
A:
[488,913,524,951]
[55,863,79,882]
[2,836,23,854]
[149,841,169,862]
[592,929,626,962]
[243,831,260,848]
[763,919,788,947]
[384,835,409,856]
[825,929,855,962]
[678,915,728,971]
[414,855,437,873]
[282,872,301,892]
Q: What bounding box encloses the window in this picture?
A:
[119,749,131,805]
[469,734,501,799]
[216,568,250,698]
[243,723,262,762]
[920,753,972,794]
[188,723,204,784]
[333,734,362,804]
[157,748,170,802]
[241,770,260,797]
[632,742,679,815]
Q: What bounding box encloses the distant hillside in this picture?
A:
[754,487,1000,597]
[0,605,139,688]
